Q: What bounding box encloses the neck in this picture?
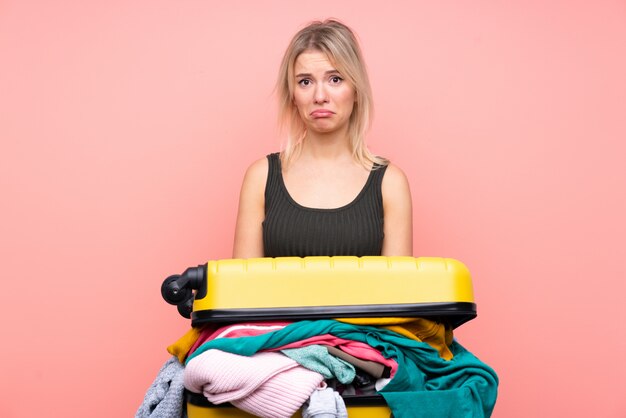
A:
[301,128,352,161]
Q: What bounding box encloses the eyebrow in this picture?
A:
[295,69,342,78]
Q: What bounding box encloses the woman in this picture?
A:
[233,19,412,258]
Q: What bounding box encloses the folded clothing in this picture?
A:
[337,317,454,360]
[135,356,185,418]
[281,345,356,384]
[267,333,398,378]
[184,349,324,418]
[186,319,498,418]
[187,322,291,357]
[167,327,205,363]
[326,346,390,378]
[302,387,348,418]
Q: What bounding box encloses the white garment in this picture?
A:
[302,387,348,418]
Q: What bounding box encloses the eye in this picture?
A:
[330,76,343,84]
[298,79,311,87]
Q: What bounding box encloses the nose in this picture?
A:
[313,83,329,104]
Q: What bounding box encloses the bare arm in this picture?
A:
[381,164,413,256]
[232,158,268,259]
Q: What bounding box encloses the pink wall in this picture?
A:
[1,1,625,416]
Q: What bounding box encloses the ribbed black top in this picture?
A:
[263,153,387,257]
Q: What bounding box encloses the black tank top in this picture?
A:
[263,153,387,257]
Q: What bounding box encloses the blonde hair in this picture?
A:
[276,19,388,169]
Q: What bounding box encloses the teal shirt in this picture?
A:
[186,319,498,417]
[281,345,356,384]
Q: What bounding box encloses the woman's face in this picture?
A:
[292,50,356,136]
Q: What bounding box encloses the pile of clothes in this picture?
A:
[137,318,498,418]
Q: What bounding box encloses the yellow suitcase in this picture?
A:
[162,256,476,328]
[186,394,393,417]
[162,256,477,417]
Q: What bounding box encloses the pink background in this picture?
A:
[1,1,625,416]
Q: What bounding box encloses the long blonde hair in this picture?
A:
[276,19,388,169]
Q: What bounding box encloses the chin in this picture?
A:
[309,121,342,133]
[312,127,338,135]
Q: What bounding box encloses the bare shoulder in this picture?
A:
[244,156,269,182]
[236,156,269,206]
[233,156,268,259]
[382,163,411,193]
[239,156,269,191]
[380,163,413,256]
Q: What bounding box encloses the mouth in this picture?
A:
[310,109,335,118]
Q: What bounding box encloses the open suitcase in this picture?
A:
[162,256,477,417]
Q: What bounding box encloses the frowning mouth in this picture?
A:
[310,110,335,118]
